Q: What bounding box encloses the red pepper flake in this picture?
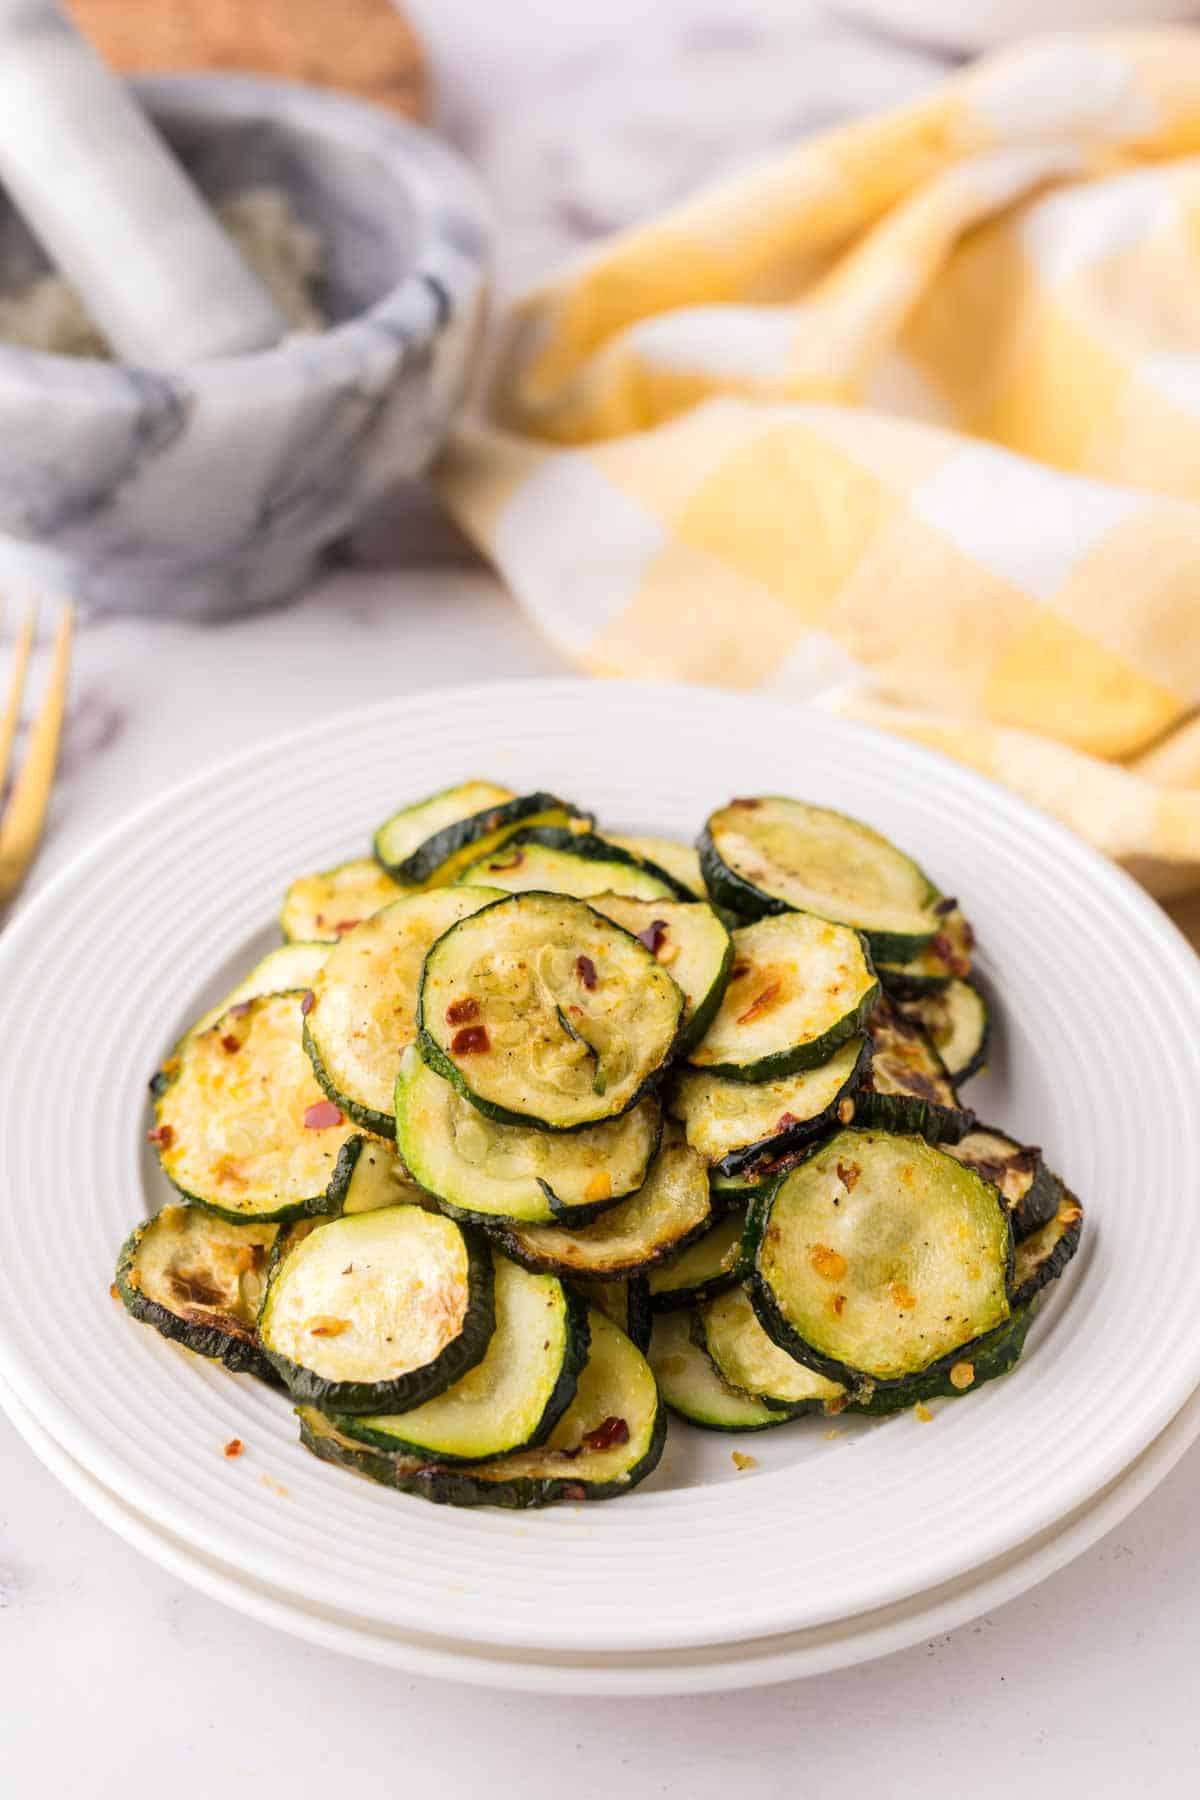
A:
[933,895,957,917]
[836,1160,860,1191]
[147,1123,175,1149]
[575,954,598,989]
[300,990,315,1016]
[333,918,360,934]
[580,1415,629,1452]
[730,959,752,979]
[731,797,761,809]
[220,1034,241,1054]
[223,1438,244,1459]
[445,996,480,1025]
[228,1002,253,1019]
[451,1025,491,1055]
[636,920,669,955]
[303,1100,344,1130]
[737,980,781,1025]
[561,1482,587,1502]
[775,1112,798,1132]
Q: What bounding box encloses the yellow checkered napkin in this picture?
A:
[440,30,1200,897]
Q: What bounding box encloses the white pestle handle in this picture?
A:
[0,0,289,364]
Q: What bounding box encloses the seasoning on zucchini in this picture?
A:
[649,1308,791,1432]
[876,902,975,999]
[455,827,678,901]
[647,1205,747,1310]
[608,834,705,898]
[394,1045,661,1225]
[114,1205,279,1381]
[946,1128,1062,1241]
[259,1203,495,1413]
[573,1275,652,1353]
[687,913,877,1081]
[1010,1192,1084,1307]
[699,796,943,961]
[418,891,685,1131]
[668,1034,869,1179]
[896,978,989,1084]
[700,1286,846,1412]
[374,783,583,885]
[855,996,974,1144]
[281,858,405,944]
[744,1128,1011,1389]
[588,894,733,1050]
[187,941,329,1040]
[849,1304,1036,1415]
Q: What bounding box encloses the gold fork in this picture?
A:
[0,600,74,908]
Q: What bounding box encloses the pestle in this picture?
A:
[0,0,289,364]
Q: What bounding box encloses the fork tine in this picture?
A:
[0,598,35,800]
[0,601,73,904]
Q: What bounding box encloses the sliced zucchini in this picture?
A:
[877,903,975,999]
[302,886,502,1136]
[608,834,704,898]
[946,1128,1062,1241]
[374,783,582,886]
[649,1308,790,1432]
[259,1204,494,1413]
[574,1276,652,1353]
[687,913,877,1080]
[187,941,329,1040]
[745,1128,1011,1389]
[456,828,677,902]
[115,1204,278,1380]
[331,1254,588,1462]
[281,858,405,944]
[849,1304,1035,1415]
[897,978,989,1084]
[490,1136,712,1280]
[152,994,363,1222]
[418,891,684,1131]
[1011,1192,1084,1307]
[699,797,942,961]
[668,1034,869,1179]
[297,1308,665,1507]
[341,1136,428,1214]
[856,997,974,1144]
[647,1205,746,1310]
[700,1286,846,1412]
[588,895,733,1050]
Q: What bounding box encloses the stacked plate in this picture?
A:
[2,680,1199,1694]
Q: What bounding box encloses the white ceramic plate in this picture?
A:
[0,679,1197,1660]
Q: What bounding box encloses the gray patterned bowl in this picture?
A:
[0,74,490,617]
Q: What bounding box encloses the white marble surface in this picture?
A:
[4,3,1200,1792]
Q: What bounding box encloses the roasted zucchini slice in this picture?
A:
[608,834,704,898]
[745,1129,1011,1389]
[456,827,678,902]
[341,1136,428,1214]
[588,895,733,1050]
[647,1205,746,1310]
[699,797,942,961]
[281,858,405,943]
[115,1205,279,1380]
[574,1275,652,1352]
[687,913,877,1080]
[649,1308,790,1432]
[897,978,989,1084]
[151,994,363,1222]
[668,1034,869,1179]
[418,891,685,1131]
[490,1136,712,1279]
[259,1203,494,1413]
[187,941,329,1040]
[946,1128,1062,1241]
[302,886,502,1137]
[1010,1192,1084,1307]
[877,903,974,999]
[855,996,974,1144]
[374,783,582,885]
[700,1286,846,1412]
[297,1308,665,1507]
[331,1254,588,1463]
[394,1046,661,1226]
[849,1304,1035,1415]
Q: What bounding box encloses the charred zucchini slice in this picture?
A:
[418,891,685,1131]
[849,1304,1035,1415]
[331,1255,587,1462]
[374,784,582,885]
[647,1205,746,1310]
[115,1205,279,1380]
[687,913,877,1080]
[700,1286,846,1412]
[649,1308,790,1432]
[588,895,733,1050]
[187,942,329,1040]
[877,903,974,999]
[1010,1192,1084,1307]
[490,1136,712,1279]
[259,1204,494,1413]
[297,1308,665,1507]
[456,827,677,902]
[302,886,502,1137]
[699,797,942,961]
[281,858,406,944]
[574,1275,652,1352]
[745,1129,1011,1389]
[668,1034,869,1179]
[856,996,974,1144]
[947,1128,1062,1241]
[394,1046,661,1226]
[152,994,363,1222]
[897,978,989,1084]
[608,834,704,898]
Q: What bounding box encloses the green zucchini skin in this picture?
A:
[947,1127,1062,1242]
[458,825,694,901]
[854,999,975,1146]
[847,1304,1035,1416]
[647,1205,747,1311]
[649,1309,791,1433]
[571,1277,654,1353]
[375,791,583,884]
[1010,1193,1084,1308]
[302,1021,395,1139]
[169,1126,366,1226]
[896,979,990,1086]
[706,1034,872,1182]
[114,1213,281,1385]
[853,1086,974,1147]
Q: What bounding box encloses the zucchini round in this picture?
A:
[856,997,975,1144]
[1010,1192,1084,1307]
[877,903,975,999]
[647,1205,747,1310]
[687,913,877,1080]
[152,994,363,1223]
[700,1285,846,1412]
[374,784,582,886]
[281,858,405,944]
[649,1308,790,1432]
[849,1304,1036,1415]
[588,895,733,1051]
[188,941,330,1041]
[456,827,677,902]
[418,891,685,1131]
[297,1307,665,1507]
[608,834,704,898]
[897,978,989,1084]
[946,1128,1062,1242]
[668,1034,869,1179]
[490,1136,712,1280]
[302,886,502,1137]
[573,1275,652,1352]
[745,1128,1012,1389]
[699,796,942,961]
[115,1204,279,1381]
[394,1045,661,1226]
[258,1204,495,1413]
[331,1254,588,1463]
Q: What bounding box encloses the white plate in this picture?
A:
[0,678,1197,1660]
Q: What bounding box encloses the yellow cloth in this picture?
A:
[440,30,1200,898]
